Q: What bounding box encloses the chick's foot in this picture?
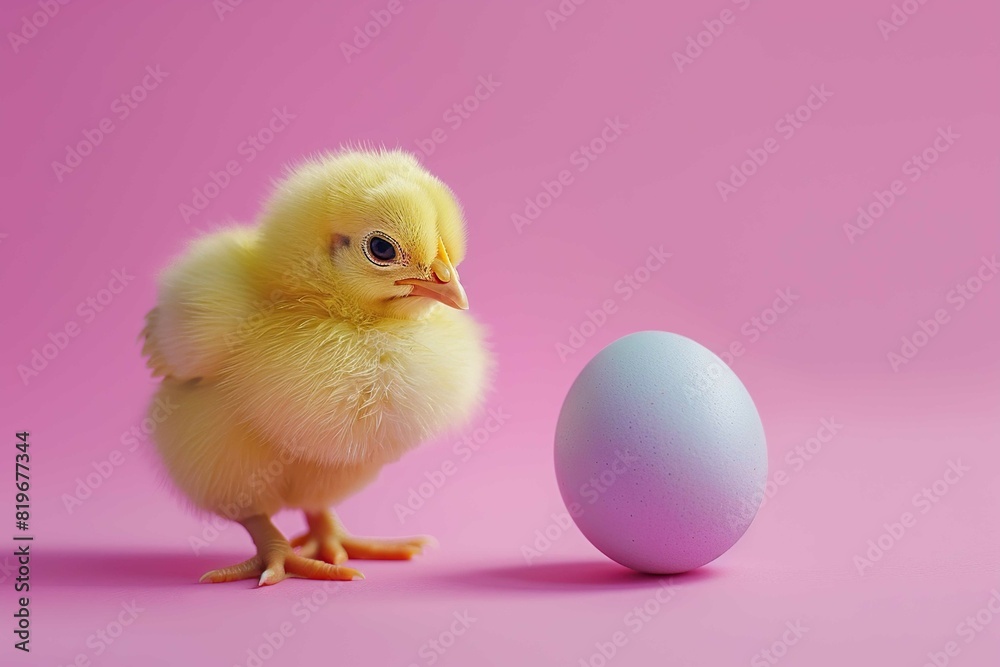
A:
[291,509,435,563]
[200,515,364,586]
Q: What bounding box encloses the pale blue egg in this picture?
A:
[554,331,767,573]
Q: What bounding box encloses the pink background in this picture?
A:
[2,0,998,665]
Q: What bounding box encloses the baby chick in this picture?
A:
[142,149,489,585]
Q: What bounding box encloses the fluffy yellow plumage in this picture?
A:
[142,149,490,585]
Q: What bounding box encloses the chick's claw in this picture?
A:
[199,555,266,584]
[289,531,349,565]
[200,547,364,586]
[292,510,435,563]
[199,515,364,586]
[341,534,435,560]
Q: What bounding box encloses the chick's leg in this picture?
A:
[200,515,364,586]
[291,510,433,562]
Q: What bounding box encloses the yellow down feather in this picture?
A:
[142,149,490,518]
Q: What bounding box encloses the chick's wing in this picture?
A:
[142,227,260,382]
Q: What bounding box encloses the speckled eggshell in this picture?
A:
[554,331,767,573]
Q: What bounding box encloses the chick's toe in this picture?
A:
[200,515,364,586]
[291,509,435,563]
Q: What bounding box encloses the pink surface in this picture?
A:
[1,0,998,665]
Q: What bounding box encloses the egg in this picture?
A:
[554,331,767,573]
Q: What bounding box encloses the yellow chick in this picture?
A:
[142,149,490,585]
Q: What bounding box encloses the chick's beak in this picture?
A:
[395,239,469,310]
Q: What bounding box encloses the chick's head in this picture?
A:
[258,149,470,321]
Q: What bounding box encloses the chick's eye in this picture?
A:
[366,235,397,264]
